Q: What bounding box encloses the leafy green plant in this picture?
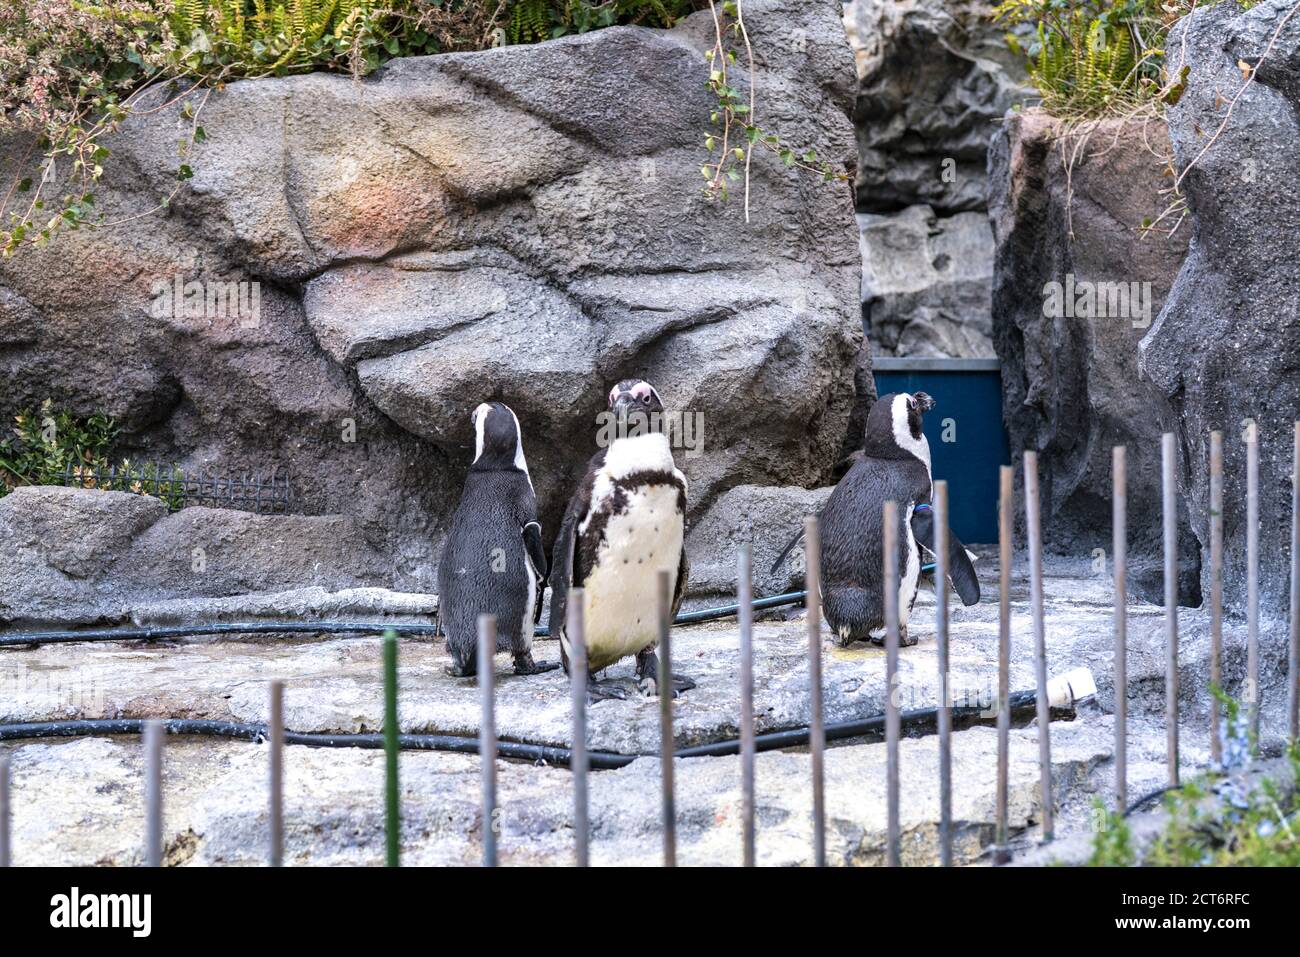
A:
[505,0,696,44]
[993,0,1172,118]
[2,0,407,256]
[0,400,193,508]
[700,0,848,217]
[0,399,119,493]
[1087,688,1300,867]
[1086,797,1135,866]
[1144,755,1300,867]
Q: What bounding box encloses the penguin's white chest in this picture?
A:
[582,483,684,669]
[900,516,920,624]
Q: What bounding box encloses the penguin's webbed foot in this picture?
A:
[587,679,632,702]
[637,673,697,699]
[512,652,560,676]
[867,625,915,648]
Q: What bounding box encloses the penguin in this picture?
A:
[773,391,980,646]
[437,401,556,677]
[548,379,695,699]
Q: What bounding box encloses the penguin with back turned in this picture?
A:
[548,379,695,699]
[774,391,980,645]
[437,401,556,677]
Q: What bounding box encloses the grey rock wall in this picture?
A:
[0,2,863,622]
[1140,0,1300,619]
[988,110,1195,604]
[843,0,1029,358]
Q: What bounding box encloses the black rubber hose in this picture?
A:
[0,592,811,647]
[0,690,1042,770]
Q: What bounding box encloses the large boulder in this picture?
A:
[0,486,392,625]
[0,1,862,621]
[987,110,1196,603]
[1140,0,1300,619]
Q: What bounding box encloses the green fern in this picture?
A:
[995,0,1165,118]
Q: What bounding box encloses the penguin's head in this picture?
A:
[607,378,664,429]
[471,401,529,475]
[863,391,934,465]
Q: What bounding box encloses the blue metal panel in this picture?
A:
[872,361,1009,544]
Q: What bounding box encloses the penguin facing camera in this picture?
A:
[773,391,981,646]
[437,401,556,678]
[548,379,695,700]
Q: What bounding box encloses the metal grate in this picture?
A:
[60,463,295,515]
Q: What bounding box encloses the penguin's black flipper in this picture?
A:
[832,449,866,481]
[522,521,547,581]
[547,508,577,644]
[548,449,606,643]
[671,544,690,618]
[910,505,980,606]
[769,527,805,575]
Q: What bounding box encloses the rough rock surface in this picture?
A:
[1140,0,1300,618]
[0,1,862,601]
[0,487,391,625]
[988,110,1197,604]
[844,0,1029,214]
[859,205,995,357]
[684,483,834,599]
[6,552,1286,865]
[843,0,1029,357]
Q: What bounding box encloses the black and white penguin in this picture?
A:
[775,391,980,646]
[437,401,555,677]
[548,379,695,699]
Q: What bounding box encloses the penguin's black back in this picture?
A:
[438,467,538,655]
[819,454,930,634]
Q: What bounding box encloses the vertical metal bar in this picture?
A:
[1209,431,1224,763]
[995,465,1012,861]
[1113,447,1128,813]
[1162,432,1180,787]
[1247,426,1260,742]
[382,628,400,867]
[479,614,498,868]
[144,719,164,867]
[883,500,901,867]
[934,482,952,867]
[1290,422,1300,744]
[804,515,825,868]
[1024,451,1052,842]
[568,589,589,868]
[269,679,284,867]
[657,570,676,868]
[0,754,10,868]
[738,544,756,868]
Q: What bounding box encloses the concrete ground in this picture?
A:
[1,551,1292,865]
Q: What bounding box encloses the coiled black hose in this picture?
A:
[0,691,1040,770]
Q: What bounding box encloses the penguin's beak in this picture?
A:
[913,392,935,413]
[611,393,636,419]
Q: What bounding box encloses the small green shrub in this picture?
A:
[505,0,696,44]
[1085,689,1300,867]
[0,399,119,493]
[1086,798,1135,866]
[0,400,191,508]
